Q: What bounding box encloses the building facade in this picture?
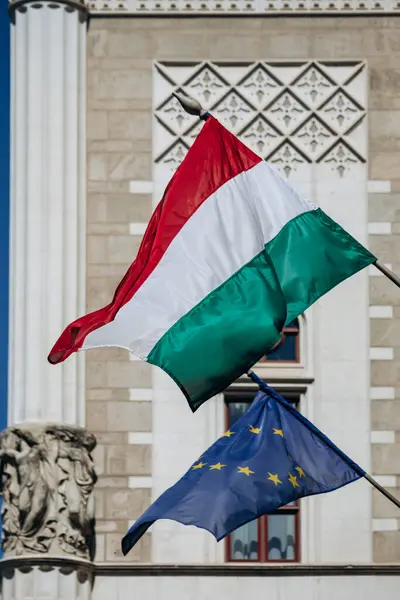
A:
[2,1,400,599]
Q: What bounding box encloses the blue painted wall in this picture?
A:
[0,3,10,559]
[0,4,9,435]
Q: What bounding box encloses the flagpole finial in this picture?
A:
[172,92,209,120]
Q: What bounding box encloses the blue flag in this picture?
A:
[122,387,365,555]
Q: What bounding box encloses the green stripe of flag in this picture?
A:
[148,209,375,411]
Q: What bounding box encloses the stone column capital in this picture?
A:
[8,0,89,23]
[0,425,97,561]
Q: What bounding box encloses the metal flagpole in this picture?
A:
[246,370,400,511]
[374,260,400,289]
[363,473,400,510]
[173,91,400,290]
[173,92,210,121]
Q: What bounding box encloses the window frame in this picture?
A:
[259,319,300,364]
[224,388,301,564]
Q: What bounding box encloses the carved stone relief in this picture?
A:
[0,425,97,560]
[153,60,366,179]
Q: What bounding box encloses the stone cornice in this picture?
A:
[8,0,400,18]
[1,558,400,578]
[86,0,400,16]
[95,563,400,577]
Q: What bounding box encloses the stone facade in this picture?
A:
[85,349,152,561]
[367,35,400,558]
[86,15,400,563]
[86,21,154,559]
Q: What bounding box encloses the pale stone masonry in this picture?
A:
[368,108,400,557]
[87,39,154,558]
[86,16,400,563]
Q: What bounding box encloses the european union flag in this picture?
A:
[122,386,365,555]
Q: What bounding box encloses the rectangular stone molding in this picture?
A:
[151,58,369,565]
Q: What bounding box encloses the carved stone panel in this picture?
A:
[153,60,366,181]
[0,425,97,560]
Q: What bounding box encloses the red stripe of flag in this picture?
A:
[48,117,261,365]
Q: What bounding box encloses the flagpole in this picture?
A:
[363,473,400,509]
[173,91,400,291]
[172,92,210,121]
[246,370,400,511]
[374,260,400,289]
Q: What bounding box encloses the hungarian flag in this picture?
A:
[49,116,375,412]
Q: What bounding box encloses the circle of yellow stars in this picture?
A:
[191,426,307,489]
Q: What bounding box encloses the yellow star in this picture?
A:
[295,466,305,478]
[209,462,226,471]
[267,472,282,486]
[273,428,284,438]
[288,473,300,488]
[237,466,255,476]
[221,430,235,438]
[249,425,261,434]
[192,461,207,470]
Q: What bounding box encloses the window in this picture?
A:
[259,318,300,363]
[224,390,301,563]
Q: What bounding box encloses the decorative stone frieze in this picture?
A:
[87,0,400,16]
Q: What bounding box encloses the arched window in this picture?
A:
[259,318,300,363]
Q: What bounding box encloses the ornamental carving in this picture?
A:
[0,426,97,560]
[153,60,366,179]
[88,0,400,15]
